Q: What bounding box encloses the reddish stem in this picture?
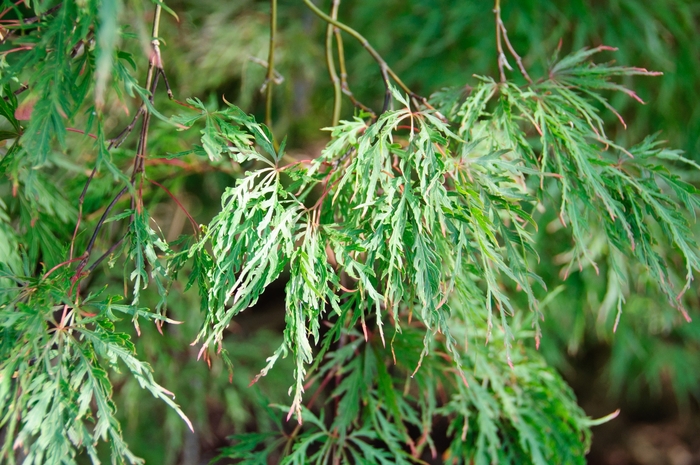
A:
[0,0,25,21]
[42,256,84,280]
[147,178,199,237]
[66,127,98,140]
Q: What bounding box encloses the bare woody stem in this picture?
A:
[70,5,159,259]
[131,3,163,217]
[135,3,164,168]
[85,234,126,275]
[499,22,532,84]
[69,165,98,259]
[0,2,62,45]
[325,0,342,126]
[83,186,129,259]
[109,107,145,150]
[301,0,414,101]
[265,0,278,129]
[71,4,164,283]
[147,178,199,237]
[71,185,129,291]
[334,25,375,118]
[493,0,532,84]
[494,0,507,82]
[380,65,391,113]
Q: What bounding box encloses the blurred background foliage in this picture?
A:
[157,0,700,157]
[23,0,698,463]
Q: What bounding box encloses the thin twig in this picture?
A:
[69,186,128,298]
[108,107,145,150]
[302,0,424,109]
[158,67,174,100]
[2,84,29,102]
[305,365,338,411]
[147,178,199,237]
[42,257,84,281]
[380,65,391,114]
[0,1,25,22]
[265,0,278,129]
[11,83,28,97]
[131,79,155,213]
[66,127,97,140]
[493,0,532,84]
[498,20,532,84]
[130,4,164,215]
[325,0,342,126]
[1,45,33,55]
[70,166,98,259]
[0,2,62,44]
[334,24,375,118]
[69,4,173,301]
[23,4,62,24]
[82,186,129,260]
[84,234,127,275]
[249,56,284,84]
[494,0,507,82]
[71,98,136,260]
[156,68,195,109]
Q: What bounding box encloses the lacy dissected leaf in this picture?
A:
[194,46,700,434]
[0,273,190,465]
[441,47,700,325]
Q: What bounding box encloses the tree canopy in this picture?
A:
[1,1,699,464]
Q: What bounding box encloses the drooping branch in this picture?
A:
[71,3,170,283]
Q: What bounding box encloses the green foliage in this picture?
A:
[0,273,189,464]
[0,1,698,464]
[219,318,593,465]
